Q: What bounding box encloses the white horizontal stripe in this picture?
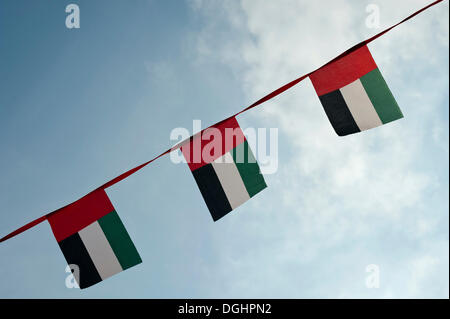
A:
[212,152,250,210]
[340,79,382,130]
[79,221,123,280]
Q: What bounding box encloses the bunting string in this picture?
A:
[0,0,444,243]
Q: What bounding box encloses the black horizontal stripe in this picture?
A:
[58,232,102,289]
[319,89,360,136]
[192,163,232,221]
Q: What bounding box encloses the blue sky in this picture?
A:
[0,0,448,298]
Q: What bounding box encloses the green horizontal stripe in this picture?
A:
[231,140,267,197]
[98,211,142,270]
[360,68,403,124]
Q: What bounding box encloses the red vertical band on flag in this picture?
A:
[181,117,246,171]
[47,189,115,242]
[309,45,378,96]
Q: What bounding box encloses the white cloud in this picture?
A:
[188,0,449,297]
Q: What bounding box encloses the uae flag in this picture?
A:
[47,189,141,289]
[181,117,267,221]
[309,45,403,136]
